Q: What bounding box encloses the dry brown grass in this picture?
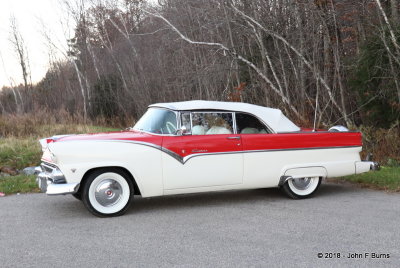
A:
[0,109,133,138]
[359,123,400,165]
[0,110,123,170]
[0,110,398,165]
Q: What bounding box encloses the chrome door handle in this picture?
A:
[226,136,240,140]
[192,149,208,153]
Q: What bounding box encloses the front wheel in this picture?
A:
[82,168,134,217]
[281,177,322,199]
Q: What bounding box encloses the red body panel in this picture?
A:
[241,132,362,151]
[162,135,242,158]
[56,130,163,147]
[52,130,362,158]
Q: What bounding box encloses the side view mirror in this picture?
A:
[176,125,190,136]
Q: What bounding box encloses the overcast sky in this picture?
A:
[0,0,72,89]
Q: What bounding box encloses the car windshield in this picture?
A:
[133,108,177,134]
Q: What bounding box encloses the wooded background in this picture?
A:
[1,0,399,129]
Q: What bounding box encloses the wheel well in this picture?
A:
[78,166,141,196]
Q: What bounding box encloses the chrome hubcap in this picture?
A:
[94,179,123,207]
[291,177,312,190]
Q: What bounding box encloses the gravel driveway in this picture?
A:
[0,182,399,267]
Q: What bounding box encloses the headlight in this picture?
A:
[42,147,58,164]
[50,152,58,163]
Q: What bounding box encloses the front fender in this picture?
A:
[48,140,163,197]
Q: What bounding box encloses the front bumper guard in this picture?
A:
[36,165,79,195]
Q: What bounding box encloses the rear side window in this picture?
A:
[236,113,270,134]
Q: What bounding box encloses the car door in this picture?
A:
[162,111,243,190]
[235,112,279,188]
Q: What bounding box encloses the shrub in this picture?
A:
[359,123,400,164]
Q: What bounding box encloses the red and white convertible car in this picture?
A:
[37,101,379,217]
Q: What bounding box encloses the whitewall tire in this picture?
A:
[82,168,134,217]
[282,177,322,199]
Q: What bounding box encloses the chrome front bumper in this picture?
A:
[36,163,79,195]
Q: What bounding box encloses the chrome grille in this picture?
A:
[41,162,56,174]
[40,162,66,184]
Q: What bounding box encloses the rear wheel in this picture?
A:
[82,168,134,217]
[281,177,322,199]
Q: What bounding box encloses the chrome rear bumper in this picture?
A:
[36,163,79,195]
[370,162,380,171]
[355,161,380,174]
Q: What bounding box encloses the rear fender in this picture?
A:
[279,166,327,186]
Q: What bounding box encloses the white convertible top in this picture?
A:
[149,100,300,133]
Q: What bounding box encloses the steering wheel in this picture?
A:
[166,121,177,134]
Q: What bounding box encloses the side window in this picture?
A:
[161,110,178,134]
[191,112,233,135]
[236,113,270,134]
[181,112,191,133]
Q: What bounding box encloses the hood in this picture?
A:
[56,130,148,142]
[40,130,160,152]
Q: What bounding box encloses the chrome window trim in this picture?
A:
[178,111,192,135]
[177,111,182,130]
[232,112,238,134]
[277,131,360,134]
[189,112,193,133]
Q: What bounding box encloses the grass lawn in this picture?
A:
[0,175,39,195]
[0,137,43,170]
[331,166,400,192]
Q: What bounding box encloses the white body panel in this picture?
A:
[48,141,164,197]
[242,147,361,188]
[45,141,368,197]
[162,153,243,190]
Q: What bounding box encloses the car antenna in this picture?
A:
[312,85,319,132]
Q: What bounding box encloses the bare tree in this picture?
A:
[2,0,398,128]
[142,7,304,119]
[9,15,32,112]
